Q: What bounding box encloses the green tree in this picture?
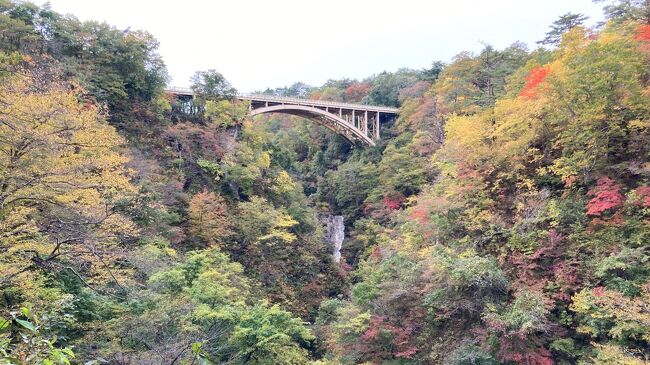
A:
[319,159,379,219]
[378,138,428,197]
[205,99,250,127]
[594,0,650,23]
[538,12,588,46]
[229,302,314,365]
[367,69,421,107]
[421,60,446,81]
[191,69,237,100]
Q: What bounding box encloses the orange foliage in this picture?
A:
[635,24,650,55]
[635,24,650,42]
[519,66,551,99]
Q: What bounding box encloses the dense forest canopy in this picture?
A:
[0,0,649,364]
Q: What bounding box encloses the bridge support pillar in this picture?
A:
[375,112,380,140]
[364,110,368,134]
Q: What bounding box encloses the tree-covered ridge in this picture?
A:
[314,15,650,365]
[0,0,649,364]
[0,2,331,363]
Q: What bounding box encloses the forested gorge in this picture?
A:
[0,1,649,364]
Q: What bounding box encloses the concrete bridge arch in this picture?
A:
[250,104,376,146]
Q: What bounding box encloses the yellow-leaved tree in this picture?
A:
[188,189,232,246]
[0,72,137,300]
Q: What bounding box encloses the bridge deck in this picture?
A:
[166,87,399,114]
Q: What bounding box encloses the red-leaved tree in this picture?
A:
[585,176,625,216]
[519,65,551,99]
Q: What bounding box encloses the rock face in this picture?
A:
[326,215,344,263]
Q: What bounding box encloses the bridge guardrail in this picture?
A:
[167,86,194,94]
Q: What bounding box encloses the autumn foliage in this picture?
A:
[585,176,625,216]
[345,82,371,102]
[635,24,650,42]
[2,1,650,364]
[318,14,650,365]
[519,65,551,99]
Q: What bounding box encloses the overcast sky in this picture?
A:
[37,0,605,92]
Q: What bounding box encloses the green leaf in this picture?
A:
[14,318,36,332]
[20,306,30,318]
[191,341,203,354]
[0,318,9,332]
[62,348,75,357]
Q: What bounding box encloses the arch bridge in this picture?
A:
[166,87,399,146]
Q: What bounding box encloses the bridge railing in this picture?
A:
[237,93,399,113]
[167,86,194,94]
[165,87,399,114]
